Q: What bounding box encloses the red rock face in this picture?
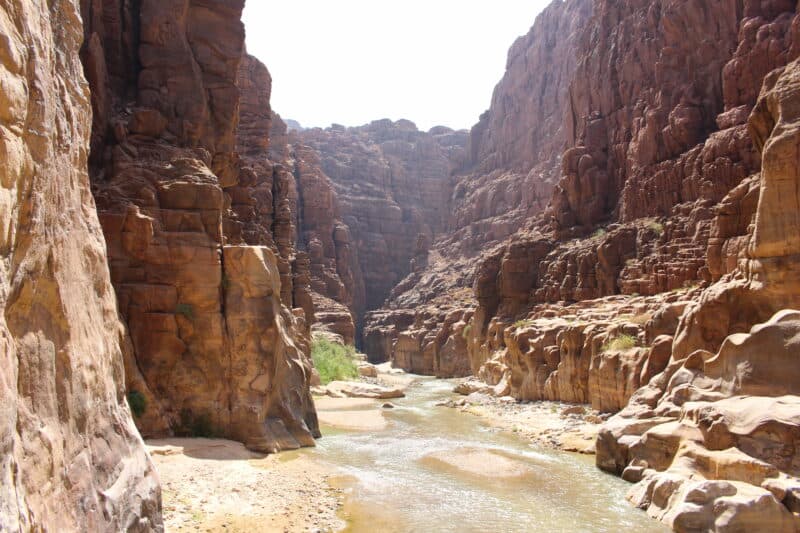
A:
[366,0,800,377]
[296,121,468,317]
[81,2,319,451]
[594,57,800,526]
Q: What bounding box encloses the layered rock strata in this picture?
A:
[0,0,161,529]
[82,1,319,451]
[297,121,468,318]
[367,0,800,383]
[595,55,800,532]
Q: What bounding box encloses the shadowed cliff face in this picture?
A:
[80,1,319,452]
[297,121,468,318]
[0,0,161,530]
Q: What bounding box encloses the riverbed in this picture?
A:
[295,377,667,532]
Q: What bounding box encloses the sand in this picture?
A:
[147,438,344,532]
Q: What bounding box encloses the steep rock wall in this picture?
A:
[593,55,800,531]
[83,1,319,451]
[297,121,467,326]
[367,0,800,382]
[0,0,161,529]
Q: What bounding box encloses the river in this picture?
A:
[288,377,667,532]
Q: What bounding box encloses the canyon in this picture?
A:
[3,0,800,531]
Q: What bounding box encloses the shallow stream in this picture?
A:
[293,378,666,532]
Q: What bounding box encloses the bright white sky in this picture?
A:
[242,1,552,132]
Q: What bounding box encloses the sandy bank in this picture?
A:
[147,438,344,532]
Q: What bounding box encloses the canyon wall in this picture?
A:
[362,0,800,383]
[0,0,161,530]
[297,121,468,318]
[81,0,319,452]
[359,0,800,528]
[464,0,800,391]
[361,0,593,371]
[595,54,800,531]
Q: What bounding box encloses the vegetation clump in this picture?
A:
[175,303,195,320]
[603,334,638,351]
[646,219,665,235]
[178,409,216,438]
[513,319,534,329]
[312,338,359,384]
[127,390,146,418]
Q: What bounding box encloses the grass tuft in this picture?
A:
[178,409,216,438]
[311,338,359,385]
[603,334,638,351]
[646,220,665,235]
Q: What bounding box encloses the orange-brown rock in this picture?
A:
[82,2,320,450]
[1,0,161,529]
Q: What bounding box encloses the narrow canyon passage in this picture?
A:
[7,0,800,530]
[304,378,666,532]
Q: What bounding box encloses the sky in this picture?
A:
[242,1,552,132]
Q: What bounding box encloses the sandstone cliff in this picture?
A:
[81,1,319,452]
[364,0,800,383]
[0,0,160,530]
[297,121,467,317]
[594,54,800,532]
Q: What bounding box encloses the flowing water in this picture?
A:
[292,378,666,532]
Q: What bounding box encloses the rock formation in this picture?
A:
[81,1,319,452]
[0,0,161,530]
[7,0,800,528]
[297,120,468,320]
[359,0,593,371]
[595,55,800,532]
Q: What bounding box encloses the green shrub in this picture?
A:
[127,390,146,418]
[647,220,665,235]
[175,303,194,320]
[178,409,216,438]
[311,339,359,385]
[592,228,607,239]
[461,323,472,340]
[603,334,638,351]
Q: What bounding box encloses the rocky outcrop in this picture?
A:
[491,293,695,412]
[82,1,319,451]
[0,0,160,529]
[595,56,800,530]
